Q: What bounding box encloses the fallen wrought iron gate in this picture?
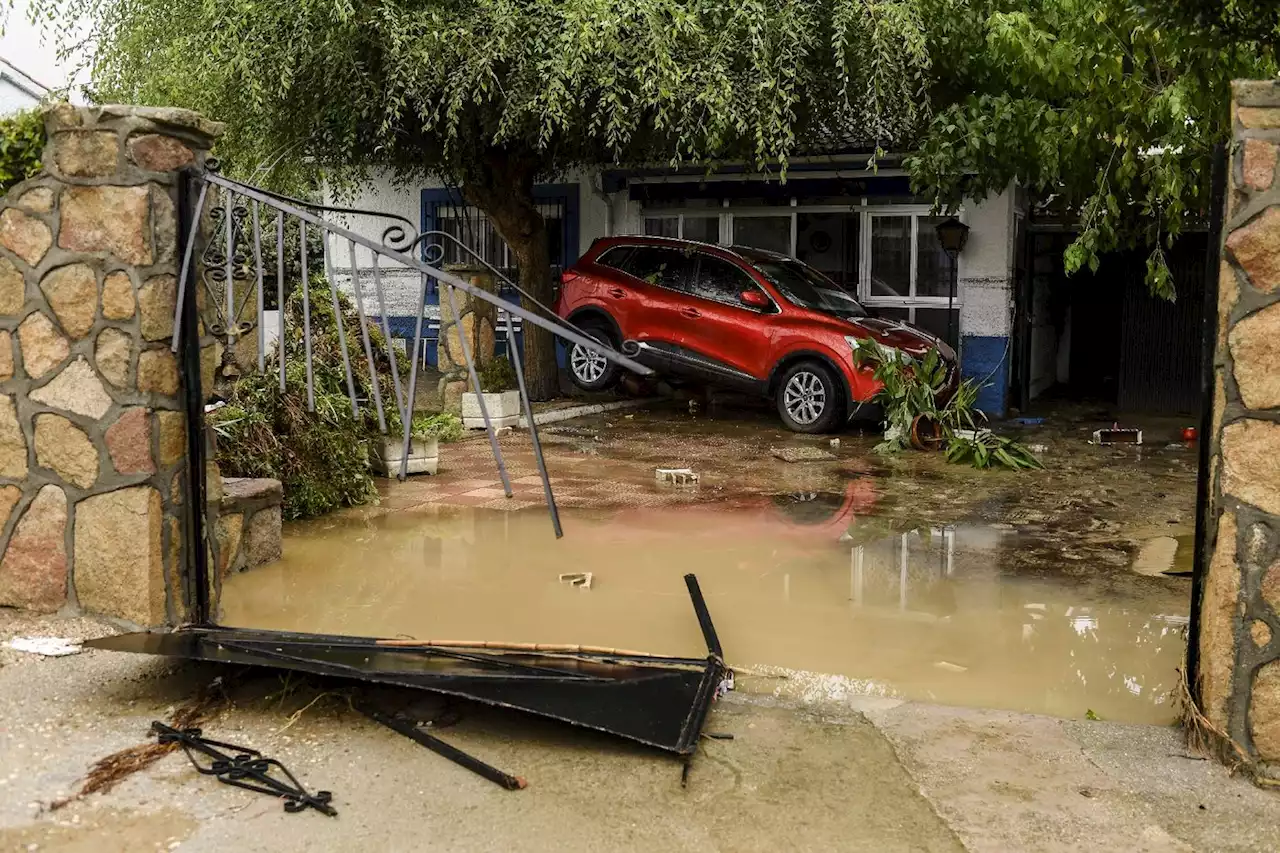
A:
[87,166,732,769]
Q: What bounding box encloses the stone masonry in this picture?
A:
[0,104,220,627]
[436,265,499,412]
[1201,80,1280,777]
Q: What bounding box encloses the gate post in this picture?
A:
[1199,80,1280,777]
[0,104,220,627]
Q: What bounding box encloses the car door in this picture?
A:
[610,245,698,362]
[671,253,778,385]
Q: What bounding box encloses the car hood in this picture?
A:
[844,316,957,362]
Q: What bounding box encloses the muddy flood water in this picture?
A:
[220,488,1191,726]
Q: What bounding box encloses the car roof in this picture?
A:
[592,235,796,264]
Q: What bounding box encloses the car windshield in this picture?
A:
[748,258,867,317]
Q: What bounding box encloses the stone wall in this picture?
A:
[1200,80,1280,777]
[436,265,499,412]
[0,104,220,627]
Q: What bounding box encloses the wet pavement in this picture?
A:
[220,401,1197,725]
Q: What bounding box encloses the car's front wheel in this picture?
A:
[567,325,621,392]
[775,360,844,433]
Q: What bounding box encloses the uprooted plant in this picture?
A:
[210,282,461,520]
[852,339,1042,471]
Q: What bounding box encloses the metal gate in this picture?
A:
[85,163,733,771]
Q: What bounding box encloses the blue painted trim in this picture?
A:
[960,335,1010,417]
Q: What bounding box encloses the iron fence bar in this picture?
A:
[347,238,386,433]
[171,181,209,354]
[401,274,431,480]
[299,220,315,411]
[276,210,285,393]
[445,282,512,497]
[371,255,409,432]
[176,171,211,625]
[224,188,234,336]
[507,312,561,538]
[320,229,360,417]
[252,200,265,373]
[200,173,651,378]
[411,229,582,340]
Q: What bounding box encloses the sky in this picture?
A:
[0,0,91,94]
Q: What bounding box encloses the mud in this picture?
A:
[222,499,1188,725]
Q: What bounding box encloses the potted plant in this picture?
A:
[371,411,464,476]
[852,339,1042,471]
[462,356,522,429]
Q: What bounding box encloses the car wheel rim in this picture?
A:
[783,371,826,425]
[571,344,607,383]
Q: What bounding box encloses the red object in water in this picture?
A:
[1182,427,1198,442]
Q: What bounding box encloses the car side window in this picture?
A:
[619,246,695,292]
[596,246,634,271]
[694,254,763,306]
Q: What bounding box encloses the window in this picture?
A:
[597,246,634,271]
[915,216,952,298]
[620,246,695,292]
[436,201,567,279]
[644,217,679,238]
[733,216,791,255]
[682,216,720,244]
[634,204,962,346]
[869,216,911,297]
[693,255,758,304]
[644,214,722,244]
[796,212,859,290]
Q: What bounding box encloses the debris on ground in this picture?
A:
[772,446,838,463]
[1094,427,1143,445]
[4,636,82,656]
[933,661,968,674]
[829,438,841,449]
[656,467,700,485]
[50,677,230,810]
[558,571,594,589]
[358,704,526,791]
[154,721,337,816]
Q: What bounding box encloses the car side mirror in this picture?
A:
[740,290,770,309]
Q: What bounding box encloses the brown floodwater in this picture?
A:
[220,490,1190,725]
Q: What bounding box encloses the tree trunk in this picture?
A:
[462,150,559,400]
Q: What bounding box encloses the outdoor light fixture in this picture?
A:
[935,216,970,256]
[934,216,970,348]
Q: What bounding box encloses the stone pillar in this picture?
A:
[0,103,220,628]
[1200,80,1280,777]
[436,265,498,412]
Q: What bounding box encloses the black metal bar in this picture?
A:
[152,722,336,816]
[1188,142,1228,704]
[177,171,211,626]
[358,704,527,790]
[506,313,561,537]
[683,574,722,659]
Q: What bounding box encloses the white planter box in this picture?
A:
[462,390,521,429]
[371,436,439,476]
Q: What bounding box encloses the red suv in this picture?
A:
[555,237,957,433]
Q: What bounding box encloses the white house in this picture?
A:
[328,156,1026,414]
[0,58,49,115]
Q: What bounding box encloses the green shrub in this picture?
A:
[0,109,45,194]
[210,282,392,520]
[477,355,517,392]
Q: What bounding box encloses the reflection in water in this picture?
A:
[220,488,1188,724]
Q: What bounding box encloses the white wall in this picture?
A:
[0,76,41,115]
[957,187,1015,340]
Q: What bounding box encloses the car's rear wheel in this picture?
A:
[776,360,844,433]
[567,325,621,392]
